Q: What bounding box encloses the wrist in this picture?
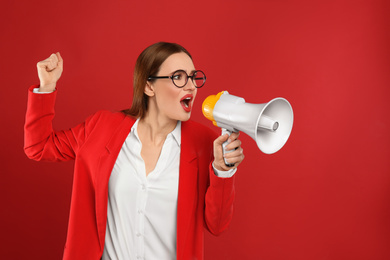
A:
[213,160,226,171]
[39,83,56,92]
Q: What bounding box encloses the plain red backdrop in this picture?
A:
[1,0,390,259]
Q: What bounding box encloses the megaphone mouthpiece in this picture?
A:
[202,91,224,126]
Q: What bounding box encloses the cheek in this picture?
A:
[158,87,181,106]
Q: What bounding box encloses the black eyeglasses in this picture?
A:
[148,70,206,88]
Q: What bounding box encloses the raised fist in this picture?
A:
[36,52,63,92]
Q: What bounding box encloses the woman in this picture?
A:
[24,42,244,260]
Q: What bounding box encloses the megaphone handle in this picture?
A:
[221,128,236,167]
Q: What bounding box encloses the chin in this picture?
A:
[178,112,191,122]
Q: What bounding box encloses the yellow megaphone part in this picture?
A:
[202,91,225,126]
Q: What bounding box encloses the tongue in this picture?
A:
[182,100,189,108]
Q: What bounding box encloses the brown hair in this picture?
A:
[122,42,192,118]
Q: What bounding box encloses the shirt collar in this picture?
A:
[171,121,181,146]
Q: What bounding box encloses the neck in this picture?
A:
[138,112,177,146]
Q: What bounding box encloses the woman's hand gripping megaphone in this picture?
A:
[203,91,244,169]
[214,129,242,169]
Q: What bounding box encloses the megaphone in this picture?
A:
[202,91,293,165]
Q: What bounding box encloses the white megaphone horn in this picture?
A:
[202,91,293,166]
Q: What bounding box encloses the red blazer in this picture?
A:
[24,86,235,260]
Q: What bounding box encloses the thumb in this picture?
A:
[56,52,63,69]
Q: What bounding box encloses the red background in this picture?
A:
[1,0,390,259]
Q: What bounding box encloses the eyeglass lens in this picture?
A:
[193,71,206,88]
[172,70,206,88]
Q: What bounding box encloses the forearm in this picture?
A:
[204,162,236,235]
[24,85,76,161]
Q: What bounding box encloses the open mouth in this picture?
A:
[180,95,193,112]
[182,98,191,108]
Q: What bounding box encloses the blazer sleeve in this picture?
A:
[202,129,236,236]
[24,85,97,162]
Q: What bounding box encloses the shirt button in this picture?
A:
[136,233,141,237]
[141,184,146,190]
[138,209,143,214]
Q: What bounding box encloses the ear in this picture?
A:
[144,82,155,97]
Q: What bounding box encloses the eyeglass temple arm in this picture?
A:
[148,76,170,80]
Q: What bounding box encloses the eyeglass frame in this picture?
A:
[147,69,206,88]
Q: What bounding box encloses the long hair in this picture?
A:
[122,42,192,118]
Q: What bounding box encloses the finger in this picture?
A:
[224,147,244,160]
[225,139,242,151]
[224,148,245,166]
[37,60,54,72]
[214,133,229,146]
[50,53,58,61]
[48,53,59,70]
[43,53,58,70]
[227,131,240,143]
[37,60,49,69]
[37,60,56,72]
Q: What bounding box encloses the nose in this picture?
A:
[183,76,196,90]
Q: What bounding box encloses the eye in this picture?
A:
[173,70,187,81]
[173,74,182,80]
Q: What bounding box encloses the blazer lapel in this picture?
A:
[95,115,135,251]
[177,121,199,258]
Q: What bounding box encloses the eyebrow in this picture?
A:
[170,69,196,74]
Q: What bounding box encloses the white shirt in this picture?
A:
[102,119,181,260]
